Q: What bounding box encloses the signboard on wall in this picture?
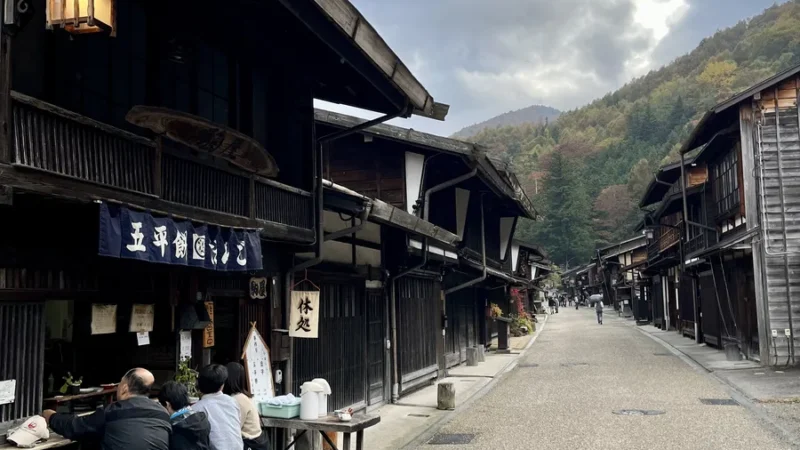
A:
[129,304,155,332]
[203,301,215,348]
[98,203,263,272]
[0,380,16,406]
[91,304,117,335]
[289,291,320,339]
[180,331,192,361]
[241,325,274,402]
[249,277,268,300]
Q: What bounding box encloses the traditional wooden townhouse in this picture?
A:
[508,240,551,313]
[308,109,536,402]
[595,236,647,317]
[561,265,584,302]
[638,155,708,334]
[0,0,445,435]
[566,263,600,303]
[674,64,800,364]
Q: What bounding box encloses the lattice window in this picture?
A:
[712,149,740,218]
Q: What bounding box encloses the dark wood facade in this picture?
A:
[0,0,445,433]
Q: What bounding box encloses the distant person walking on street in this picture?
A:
[595,299,604,325]
[548,297,556,315]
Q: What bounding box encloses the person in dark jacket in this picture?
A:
[158,381,211,450]
[43,368,170,450]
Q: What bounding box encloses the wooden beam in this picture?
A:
[0,164,315,243]
[0,35,11,163]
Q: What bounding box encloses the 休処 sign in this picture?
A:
[98,203,262,271]
[289,290,320,339]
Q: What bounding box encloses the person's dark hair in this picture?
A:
[158,381,190,411]
[123,369,152,396]
[197,364,228,395]
[223,362,252,397]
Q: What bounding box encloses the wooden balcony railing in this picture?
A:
[685,228,716,257]
[9,92,313,232]
[646,223,682,262]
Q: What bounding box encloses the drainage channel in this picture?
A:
[612,409,666,416]
[428,433,476,445]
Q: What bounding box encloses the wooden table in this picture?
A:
[261,414,379,450]
[43,388,116,413]
[0,434,74,449]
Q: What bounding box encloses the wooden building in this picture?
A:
[508,240,551,313]
[595,236,647,317]
[311,109,536,401]
[675,64,800,364]
[638,157,707,333]
[634,63,800,365]
[0,0,445,434]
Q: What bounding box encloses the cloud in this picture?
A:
[318,0,774,136]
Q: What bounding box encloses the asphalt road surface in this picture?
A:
[417,308,792,449]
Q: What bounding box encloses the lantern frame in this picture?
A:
[46,0,116,35]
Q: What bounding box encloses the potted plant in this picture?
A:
[175,358,199,402]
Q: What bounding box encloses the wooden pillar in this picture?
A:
[739,101,771,364]
[496,318,510,354]
[0,34,12,164]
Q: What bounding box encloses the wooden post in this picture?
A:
[0,34,12,164]
[437,382,455,410]
[497,319,510,354]
[153,137,163,197]
[322,432,338,450]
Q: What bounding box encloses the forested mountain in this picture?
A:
[467,1,800,266]
[451,105,561,139]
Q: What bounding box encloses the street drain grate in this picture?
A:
[459,379,476,383]
[613,409,666,416]
[699,398,739,406]
[408,413,431,418]
[518,363,539,368]
[561,362,590,367]
[653,352,673,356]
[428,433,476,445]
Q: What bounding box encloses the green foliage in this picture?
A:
[470,1,800,263]
[175,358,199,397]
[533,150,593,265]
[510,314,535,337]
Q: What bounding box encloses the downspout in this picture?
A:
[285,106,406,395]
[388,167,478,403]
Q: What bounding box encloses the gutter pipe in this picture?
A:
[389,167,478,402]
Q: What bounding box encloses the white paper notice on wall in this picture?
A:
[288,291,320,339]
[179,331,192,361]
[130,304,155,332]
[91,304,117,335]
[0,380,16,405]
[137,332,150,346]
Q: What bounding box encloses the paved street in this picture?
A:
[415,308,792,449]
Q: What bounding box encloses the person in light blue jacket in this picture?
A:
[193,364,243,450]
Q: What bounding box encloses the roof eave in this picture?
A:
[309,0,447,120]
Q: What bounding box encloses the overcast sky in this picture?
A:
[315,0,787,136]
